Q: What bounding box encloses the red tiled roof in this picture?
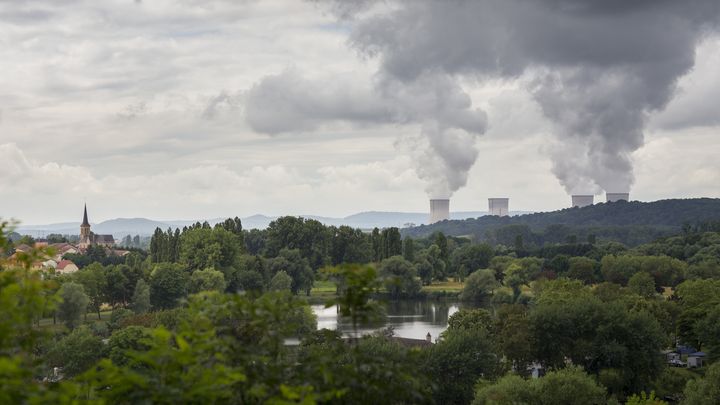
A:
[56,260,76,270]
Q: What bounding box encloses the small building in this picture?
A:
[56,260,79,274]
[688,352,706,368]
[14,244,32,253]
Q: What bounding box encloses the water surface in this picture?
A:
[313,300,461,341]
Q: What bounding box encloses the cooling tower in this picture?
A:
[488,198,509,217]
[429,199,450,223]
[571,195,594,208]
[606,193,630,202]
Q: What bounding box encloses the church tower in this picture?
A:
[79,204,91,248]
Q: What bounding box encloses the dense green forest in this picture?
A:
[404,198,720,247]
[2,209,720,404]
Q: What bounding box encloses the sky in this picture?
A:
[0,0,719,225]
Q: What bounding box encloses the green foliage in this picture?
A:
[451,243,495,276]
[681,361,720,405]
[107,308,134,333]
[530,293,666,395]
[460,269,498,303]
[268,270,292,292]
[149,263,189,310]
[416,244,447,283]
[425,327,501,404]
[674,279,720,348]
[650,367,698,403]
[402,236,415,262]
[72,263,107,319]
[180,226,242,270]
[379,256,421,299]
[268,248,314,295]
[189,268,226,293]
[495,304,533,372]
[55,282,89,330]
[626,391,667,405]
[85,327,246,404]
[106,325,152,366]
[46,326,104,377]
[131,278,151,314]
[473,366,607,405]
[323,264,383,336]
[567,256,598,284]
[447,308,493,332]
[628,272,657,298]
[266,216,331,269]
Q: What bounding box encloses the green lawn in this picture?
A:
[421,279,465,293]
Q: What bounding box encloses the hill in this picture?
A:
[402,198,720,247]
[15,210,531,238]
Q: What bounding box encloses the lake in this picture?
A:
[313,300,462,341]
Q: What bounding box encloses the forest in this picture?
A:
[2,208,720,404]
[404,198,720,247]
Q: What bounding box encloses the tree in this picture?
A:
[149,263,189,310]
[416,259,434,286]
[446,308,493,332]
[381,227,402,259]
[235,270,265,293]
[451,244,494,278]
[628,272,657,298]
[567,256,597,284]
[379,256,421,299]
[459,269,497,303]
[682,361,720,405]
[530,294,665,395]
[425,328,500,404]
[473,367,607,405]
[46,326,104,377]
[626,391,667,405]
[107,325,152,366]
[180,227,242,270]
[495,304,534,372]
[73,263,107,319]
[190,268,226,293]
[322,264,383,338]
[105,265,131,307]
[131,279,151,314]
[434,232,449,265]
[268,249,314,295]
[402,237,415,262]
[56,282,89,330]
[268,270,292,292]
[417,244,447,282]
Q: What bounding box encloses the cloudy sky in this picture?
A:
[1,0,719,225]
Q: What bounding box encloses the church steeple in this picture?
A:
[81,204,90,227]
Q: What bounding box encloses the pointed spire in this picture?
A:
[81,204,90,227]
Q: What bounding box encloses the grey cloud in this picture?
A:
[245,69,394,134]
[340,0,720,194]
[245,69,487,197]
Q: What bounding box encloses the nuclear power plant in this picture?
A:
[425,191,629,223]
[429,199,450,223]
[488,198,509,217]
[571,195,594,208]
[606,193,630,202]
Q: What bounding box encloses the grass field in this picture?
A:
[421,279,464,293]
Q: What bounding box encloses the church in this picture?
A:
[78,204,115,249]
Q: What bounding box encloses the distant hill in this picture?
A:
[402,198,720,247]
[15,210,530,239]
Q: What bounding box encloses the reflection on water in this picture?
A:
[313,300,462,340]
